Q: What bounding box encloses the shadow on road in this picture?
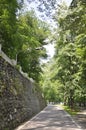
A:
[15,105,82,130]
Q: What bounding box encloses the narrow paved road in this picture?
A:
[15,105,82,130]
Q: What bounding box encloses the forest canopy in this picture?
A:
[0,0,50,82]
[41,0,86,108]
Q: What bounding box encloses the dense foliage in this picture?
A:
[16,11,49,81]
[41,1,86,108]
[0,0,23,57]
[0,0,49,82]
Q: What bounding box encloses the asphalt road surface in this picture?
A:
[15,105,83,130]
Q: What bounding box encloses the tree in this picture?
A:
[0,0,50,82]
[16,11,50,82]
[0,0,23,58]
[46,1,86,108]
[40,61,61,103]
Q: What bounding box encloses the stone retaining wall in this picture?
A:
[0,56,46,130]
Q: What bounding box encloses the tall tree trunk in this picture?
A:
[69,89,74,109]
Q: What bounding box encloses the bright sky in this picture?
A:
[44,43,55,58]
[64,0,72,5]
[64,0,72,6]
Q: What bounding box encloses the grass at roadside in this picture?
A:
[56,104,80,116]
[62,105,79,116]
